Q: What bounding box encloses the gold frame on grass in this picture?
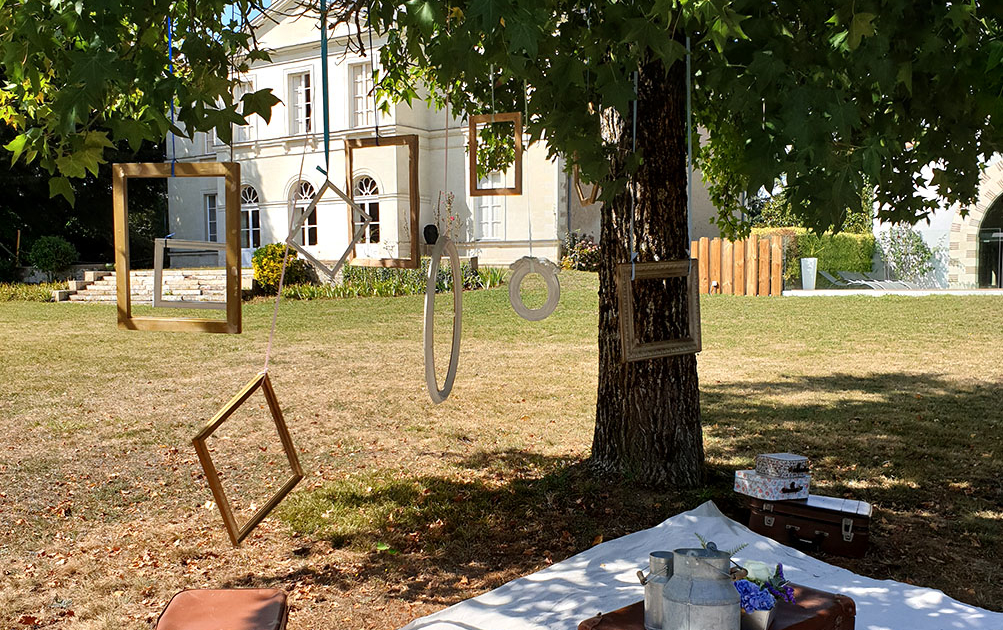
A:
[113,162,241,333]
[468,112,523,197]
[192,371,304,547]
[344,134,420,269]
[616,260,701,363]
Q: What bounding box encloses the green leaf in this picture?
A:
[49,176,75,205]
[4,133,28,164]
[848,12,876,50]
[240,88,281,124]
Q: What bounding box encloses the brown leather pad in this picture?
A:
[156,589,288,630]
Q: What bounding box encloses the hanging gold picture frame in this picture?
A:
[616,260,701,362]
[468,112,523,197]
[573,164,601,206]
[192,371,304,547]
[112,162,241,334]
[344,134,420,269]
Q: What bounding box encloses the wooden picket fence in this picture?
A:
[689,234,784,296]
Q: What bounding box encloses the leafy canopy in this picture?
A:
[349,0,1003,235]
[0,0,280,203]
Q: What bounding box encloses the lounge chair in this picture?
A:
[837,271,896,290]
[818,270,863,288]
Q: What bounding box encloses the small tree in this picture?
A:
[877,226,937,284]
[28,236,77,281]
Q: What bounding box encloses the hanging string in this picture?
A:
[443,96,449,206]
[320,0,331,170]
[629,71,639,280]
[686,36,693,259]
[490,64,496,122]
[369,2,379,145]
[264,125,312,374]
[167,16,177,177]
[525,80,532,258]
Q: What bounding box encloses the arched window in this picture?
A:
[353,176,380,243]
[979,196,1003,288]
[240,185,261,249]
[292,181,318,246]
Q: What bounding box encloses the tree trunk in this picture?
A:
[590,58,704,488]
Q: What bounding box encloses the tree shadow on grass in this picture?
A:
[223,451,717,606]
[700,371,1003,611]
[222,371,1002,613]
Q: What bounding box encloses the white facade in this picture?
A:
[166,4,724,270]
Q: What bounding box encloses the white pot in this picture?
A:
[800,257,818,291]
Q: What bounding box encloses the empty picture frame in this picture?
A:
[285,178,371,282]
[344,134,420,269]
[192,371,304,547]
[113,162,241,333]
[573,164,601,206]
[468,112,523,197]
[152,238,227,310]
[616,260,702,362]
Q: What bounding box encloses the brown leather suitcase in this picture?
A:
[155,589,289,630]
[578,583,855,630]
[746,495,872,558]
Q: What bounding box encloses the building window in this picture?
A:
[477,172,504,240]
[353,176,380,243]
[234,80,255,143]
[289,72,312,134]
[351,63,375,128]
[205,194,218,242]
[240,185,261,249]
[204,129,217,154]
[292,181,318,246]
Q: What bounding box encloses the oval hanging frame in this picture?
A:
[423,237,462,404]
[508,256,561,321]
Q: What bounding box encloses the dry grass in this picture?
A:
[1,274,1001,630]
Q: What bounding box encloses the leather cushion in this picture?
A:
[156,589,288,630]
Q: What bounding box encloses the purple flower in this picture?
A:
[734,579,776,612]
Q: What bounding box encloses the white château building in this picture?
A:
[164,2,723,271]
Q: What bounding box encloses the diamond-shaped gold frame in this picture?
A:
[573,164,601,206]
[616,260,701,362]
[192,371,304,546]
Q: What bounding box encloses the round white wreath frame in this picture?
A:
[423,237,462,404]
[508,256,561,321]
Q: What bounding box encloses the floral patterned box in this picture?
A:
[755,452,811,478]
[734,469,810,501]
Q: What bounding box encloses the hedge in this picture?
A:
[753,227,875,285]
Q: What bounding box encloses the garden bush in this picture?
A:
[0,281,68,302]
[28,236,77,281]
[282,259,502,300]
[754,227,875,285]
[251,243,311,294]
[561,231,600,271]
[877,225,938,284]
[0,256,17,283]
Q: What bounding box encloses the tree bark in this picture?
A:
[590,58,704,488]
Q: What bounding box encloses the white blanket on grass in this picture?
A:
[400,501,1003,630]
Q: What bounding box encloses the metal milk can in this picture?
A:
[639,551,674,630]
[661,547,740,630]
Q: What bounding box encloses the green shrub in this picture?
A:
[282,258,498,300]
[28,236,77,281]
[251,243,311,294]
[877,225,937,283]
[753,188,873,234]
[0,281,68,302]
[754,227,875,285]
[561,231,600,271]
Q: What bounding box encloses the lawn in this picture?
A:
[1,271,1001,629]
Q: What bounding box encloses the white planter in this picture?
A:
[800,257,818,290]
[741,607,776,630]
